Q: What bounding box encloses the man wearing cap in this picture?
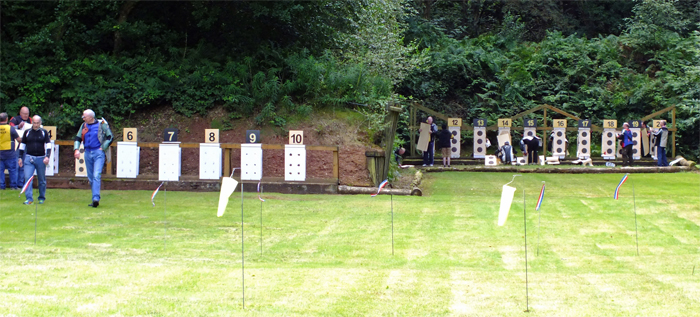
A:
[618,122,634,167]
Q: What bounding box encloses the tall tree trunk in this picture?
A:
[113,0,139,56]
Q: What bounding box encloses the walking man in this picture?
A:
[73,109,113,208]
[0,112,22,190]
[18,115,51,204]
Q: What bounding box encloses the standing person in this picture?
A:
[74,109,113,207]
[9,107,31,188]
[437,123,453,167]
[419,116,438,167]
[652,120,669,166]
[18,116,51,204]
[0,113,22,190]
[522,135,542,164]
[618,122,634,167]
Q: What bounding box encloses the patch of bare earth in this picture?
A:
[60,106,376,186]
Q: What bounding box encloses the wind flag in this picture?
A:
[535,182,545,211]
[217,177,239,217]
[614,174,629,200]
[498,185,517,226]
[257,181,265,202]
[151,182,164,207]
[371,179,389,197]
[19,175,34,197]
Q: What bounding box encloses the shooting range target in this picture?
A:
[524,127,536,138]
[75,143,87,177]
[552,128,567,159]
[199,143,222,180]
[241,143,262,181]
[159,143,181,181]
[485,155,498,166]
[516,157,527,165]
[448,126,461,158]
[577,128,591,159]
[602,130,616,159]
[285,144,306,181]
[631,126,641,160]
[473,127,486,159]
[44,141,58,176]
[117,141,140,178]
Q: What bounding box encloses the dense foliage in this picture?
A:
[1,0,698,158]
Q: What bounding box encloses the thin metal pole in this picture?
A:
[164,182,167,249]
[241,183,245,309]
[391,194,394,256]
[536,200,541,256]
[260,184,263,256]
[523,189,529,312]
[34,201,38,245]
[632,182,639,256]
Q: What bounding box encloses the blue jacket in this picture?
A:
[622,129,634,147]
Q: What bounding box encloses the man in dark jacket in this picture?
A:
[652,120,669,166]
[18,115,51,204]
[419,116,438,167]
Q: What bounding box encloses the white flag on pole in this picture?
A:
[498,184,517,226]
[217,177,239,217]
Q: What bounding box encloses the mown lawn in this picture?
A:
[1,172,699,316]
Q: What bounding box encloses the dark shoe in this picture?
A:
[88,201,99,208]
[38,199,45,204]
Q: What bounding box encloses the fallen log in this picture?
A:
[338,185,420,196]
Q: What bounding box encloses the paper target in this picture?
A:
[117,141,140,178]
[473,127,487,159]
[285,144,306,181]
[448,126,460,158]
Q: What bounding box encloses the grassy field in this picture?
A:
[1,172,699,316]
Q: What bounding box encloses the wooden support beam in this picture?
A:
[333,148,339,183]
[640,105,676,121]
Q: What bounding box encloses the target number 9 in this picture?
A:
[205,129,219,143]
[246,130,260,143]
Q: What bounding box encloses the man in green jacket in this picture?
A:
[74,109,113,207]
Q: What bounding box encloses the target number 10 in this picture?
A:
[289,130,304,145]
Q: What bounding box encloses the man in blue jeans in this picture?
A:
[18,115,52,204]
[0,112,22,190]
[652,120,669,166]
[10,107,31,187]
[74,109,113,208]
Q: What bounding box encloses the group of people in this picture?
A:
[0,108,113,207]
[393,117,671,167]
[416,116,455,167]
[618,120,669,167]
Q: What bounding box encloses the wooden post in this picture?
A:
[672,107,676,158]
[383,104,402,181]
[223,148,231,177]
[333,147,339,184]
[543,107,548,156]
[410,105,416,157]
